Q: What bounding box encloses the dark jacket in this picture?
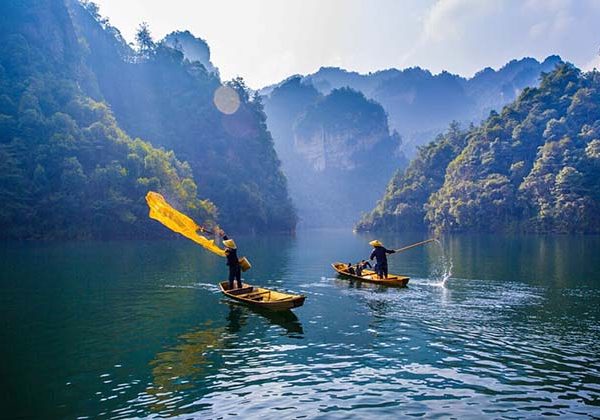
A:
[370,246,395,265]
[223,235,240,268]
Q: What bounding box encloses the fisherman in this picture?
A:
[347,262,356,275]
[369,240,395,279]
[355,259,372,277]
[221,233,242,290]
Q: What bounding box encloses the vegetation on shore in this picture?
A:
[357,64,600,234]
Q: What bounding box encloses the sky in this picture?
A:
[93,0,600,89]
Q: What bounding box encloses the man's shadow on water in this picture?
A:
[223,301,304,337]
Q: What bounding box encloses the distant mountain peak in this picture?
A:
[542,55,563,66]
[163,30,217,74]
[315,66,351,74]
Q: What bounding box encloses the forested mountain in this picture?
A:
[357,64,600,234]
[68,1,295,233]
[264,78,404,227]
[0,0,296,239]
[264,56,562,156]
[0,0,216,239]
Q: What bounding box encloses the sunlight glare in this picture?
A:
[213,85,240,115]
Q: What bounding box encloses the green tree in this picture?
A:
[135,22,155,58]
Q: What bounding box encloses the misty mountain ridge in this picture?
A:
[260,55,563,229]
[263,55,563,156]
[1,0,581,237]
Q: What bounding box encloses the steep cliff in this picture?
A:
[264,82,404,227]
[0,0,297,239]
[163,30,218,75]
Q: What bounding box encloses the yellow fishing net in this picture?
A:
[145,191,226,257]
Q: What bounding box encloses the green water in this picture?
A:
[1,231,599,419]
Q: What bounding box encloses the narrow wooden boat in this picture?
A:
[331,262,410,287]
[218,281,306,311]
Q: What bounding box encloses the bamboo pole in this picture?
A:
[393,238,436,253]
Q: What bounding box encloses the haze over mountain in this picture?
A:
[0,0,295,239]
[92,0,600,89]
[263,79,404,228]
[263,56,563,156]
[1,0,597,238]
[261,57,563,228]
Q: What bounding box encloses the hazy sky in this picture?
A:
[93,0,600,89]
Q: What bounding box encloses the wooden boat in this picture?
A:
[218,281,306,311]
[331,262,410,287]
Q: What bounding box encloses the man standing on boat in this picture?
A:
[369,240,395,279]
[221,232,242,290]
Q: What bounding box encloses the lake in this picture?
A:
[1,230,599,418]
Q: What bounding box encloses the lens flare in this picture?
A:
[213,85,240,115]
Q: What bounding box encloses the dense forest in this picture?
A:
[264,79,403,227]
[263,56,562,156]
[0,0,296,239]
[0,0,216,239]
[357,64,600,234]
[69,0,296,233]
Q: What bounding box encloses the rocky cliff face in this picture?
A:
[294,124,393,172]
[261,57,564,229]
[263,83,405,227]
[2,0,81,70]
[163,30,217,75]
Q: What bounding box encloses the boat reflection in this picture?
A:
[222,300,304,337]
[146,322,226,415]
[225,303,247,333]
[146,304,304,414]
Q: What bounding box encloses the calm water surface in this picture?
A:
[1,230,599,419]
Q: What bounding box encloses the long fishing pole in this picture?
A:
[393,238,436,253]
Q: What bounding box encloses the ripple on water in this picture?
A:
[5,238,599,419]
[91,274,600,419]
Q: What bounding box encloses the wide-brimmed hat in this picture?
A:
[369,240,383,247]
[223,239,237,249]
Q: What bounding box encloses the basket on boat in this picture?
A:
[239,256,252,272]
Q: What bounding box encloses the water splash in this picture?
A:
[439,257,453,287]
[429,247,453,288]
